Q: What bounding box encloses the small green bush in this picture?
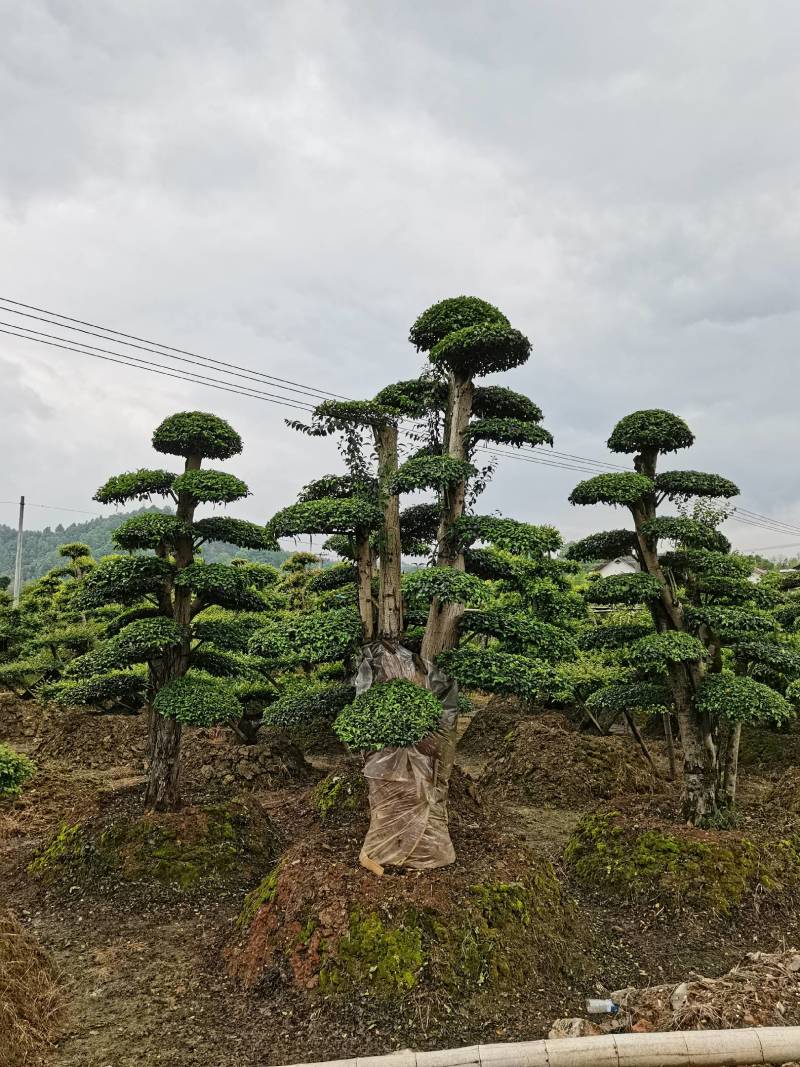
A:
[334,679,442,750]
[0,743,35,798]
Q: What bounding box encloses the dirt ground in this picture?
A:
[3,694,800,1067]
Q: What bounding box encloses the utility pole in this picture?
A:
[12,495,24,607]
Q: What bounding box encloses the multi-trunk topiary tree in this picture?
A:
[269,297,556,870]
[569,409,796,824]
[50,411,277,810]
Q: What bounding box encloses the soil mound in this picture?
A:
[28,792,282,899]
[768,767,800,813]
[0,910,64,1067]
[226,821,581,1024]
[457,694,525,757]
[25,704,313,789]
[480,717,660,806]
[739,724,800,773]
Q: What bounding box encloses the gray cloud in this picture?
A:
[0,0,798,555]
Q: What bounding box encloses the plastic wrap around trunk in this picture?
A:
[355,641,458,872]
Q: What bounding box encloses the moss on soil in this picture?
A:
[565,811,800,915]
[311,770,367,822]
[229,835,576,1002]
[29,798,280,894]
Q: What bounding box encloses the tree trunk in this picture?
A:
[663,710,677,780]
[355,533,375,640]
[374,423,403,642]
[719,720,741,811]
[144,453,198,811]
[144,709,182,810]
[421,373,473,663]
[668,663,718,823]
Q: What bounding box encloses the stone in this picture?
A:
[548,1018,601,1040]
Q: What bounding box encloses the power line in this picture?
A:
[0,296,351,401]
[4,298,800,546]
[0,327,317,412]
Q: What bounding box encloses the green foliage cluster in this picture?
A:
[193,517,277,550]
[298,474,376,502]
[152,411,243,460]
[655,470,739,501]
[171,468,250,504]
[463,418,553,449]
[80,555,173,607]
[0,743,35,797]
[334,679,442,750]
[452,515,562,556]
[466,609,578,660]
[173,562,266,611]
[628,631,708,669]
[94,469,176,506]
[112,512,191,550]
[569,473,654,507]
[683,605,773,639]
[399,503,441,556]
[586,572,663,604]
[250,606,363,666]
[48,668,147,708]
[694,673,794,726]
[607,409,694,455]
[585,682,670,716]
[263,682,356,731]
[641,516,730,551]
[307,563,358,592]
[408,295,509,352]
[270,498,381,537]
[565,530,639,563]
[430,323,531,378]
[65,617,184,677]
[373,378,446,419]
[153,673,242,725]
[402,567,489,607]
[471,386,543,423]
[390,455,476,495]
[578,623,654,650]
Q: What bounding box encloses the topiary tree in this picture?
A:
[52,411,277,810]
[269,298,556,871]
[0,544,103,701]
[569,409,795,823]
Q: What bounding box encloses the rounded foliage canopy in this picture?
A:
[607,409,694,455]
[112,512,191,551]
[264,681,356,730]
[192,516,277,550]
[430,323,531,379]
[409,296,509,352]
[172,468,250,504]
[390,455,476,495]
[80,555,173,607]
[565,530,639,562]
[402,567,489,607]
[94,469,176,506]
[586,682,671,715]
[628,631,708,669]
[334,679,442,750]
[655,470,739,501]
[641,516,730,552]
[152,411,242,460]
[249,605,363,665]
[569,473,654,508]
[463,417,553,449]
[694,673,794,726]
[451,515,562,556]
[587,572,663,605]
[153,673,242,726]
[270,497,381,537]
[373,378,447,418]
[471,386,543,423]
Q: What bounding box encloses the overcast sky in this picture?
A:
[1,1,799,556]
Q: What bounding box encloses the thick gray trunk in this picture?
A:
[355,533,375,640]
[375,424,403,642]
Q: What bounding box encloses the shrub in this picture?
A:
[334,679,442,750]
[0,743,35,798]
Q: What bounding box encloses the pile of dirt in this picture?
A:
[480,717,661,806]
[552,949,800,1036]
[28,791,282,899]
[738,724,800,773]
[226,817,583,1035]
[27,705,314,789]
[0,910,64,1067]
[457,694,525,757]
[0,692,38,745]
[566,810,800,916]
[767,767,800,813]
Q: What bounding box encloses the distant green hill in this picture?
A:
[0,506,291,584]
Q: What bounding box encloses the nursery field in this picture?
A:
[4,299,800,1066]
[4,693,800,1067]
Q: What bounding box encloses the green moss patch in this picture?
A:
[565,811,800,915]
[311,771,367,822]
[29,798,281,896]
